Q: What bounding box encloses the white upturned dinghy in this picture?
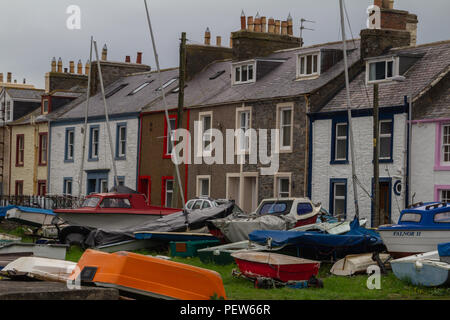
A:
[390,250,450,287]
[1,257,77,282]
[330,253,391,276]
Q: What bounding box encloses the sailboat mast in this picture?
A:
[77,36,93,198]
[339,0,360,218]
[93,41,120,189]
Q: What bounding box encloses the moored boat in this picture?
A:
[68,249,227,300]
[54,192,179,230]
[390,250,450,287]
[330,253,391,276]
[1,257,76,282]
[378,202,450,258]
[231,251,320,282]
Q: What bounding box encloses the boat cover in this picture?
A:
[210,214,297,243]
[84,202,237,248]
[1,206,54,219]
[249,217,384,260]
[0,206,16,218]
[438,242,450,257]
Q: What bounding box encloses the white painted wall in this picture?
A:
[311,113,407,227]
[411,122,450,202]
[49,118,139,195]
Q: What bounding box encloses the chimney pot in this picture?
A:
[0,73,3,83]
[261,16,267,33]
[64,68,68,73]
[102,44,108,61]
[77,60,83,74]
[69,61,75,73]
[254,15,261,32]
[125,56,131,63]
[204,27,211,45]
[268,17,275,34]
[247,16,254,32]
[136,52,143,64]
[85,60,90,75]
[275,20,281,34]
[240,10,246,30]
[51,57,57,72]
[216,36,222,46]
[14,79,17,84]
[23,78,26,84]
[7,72,12,83]
[281,21,288,35]
[287,14,293,35]
[57,58,63,73]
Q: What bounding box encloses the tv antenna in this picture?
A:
[300,18,315,39]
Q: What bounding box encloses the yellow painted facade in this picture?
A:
[9,121,48,195]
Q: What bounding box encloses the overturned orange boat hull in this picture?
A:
[69,249,226,300]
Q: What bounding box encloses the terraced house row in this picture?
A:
[1,0,449,228]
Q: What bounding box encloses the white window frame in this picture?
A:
[235,106,252,154]
[333,182,346,217]
[100,179,108,193]
[296,52,321,79]
[118,125,127,158]
[196,175,211,197]
[166,118,176,156]
[335,122,348,161]
[232,61,256,85]
[379,119,393,160]
[165,179,174,207]
[198,111,213,157]
[441,189,450,203]
[442,124,450,165]
[67,130,75,160]
[274,173,292,198]
[91,127,99,158]
[366,56,399,84]
[65,179,73,195]
[276,103,294,153]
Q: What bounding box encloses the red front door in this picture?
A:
[139,176,151,204]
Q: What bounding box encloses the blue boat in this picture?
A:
[378,202,450,258]
[3,206,56,228]
[391,242,450,287]
[249,217,384,261]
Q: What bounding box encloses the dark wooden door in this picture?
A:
[379,182,391,225]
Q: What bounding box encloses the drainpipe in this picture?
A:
[304,94,310,198]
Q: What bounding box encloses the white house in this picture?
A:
[48,70,167,196]
[309,40,450,227]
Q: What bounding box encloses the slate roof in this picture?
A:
[414,77,450,119]
[5,88,44,101]
[10,107,42,125]
[143,40,361,112]
[320,40,450,113]
[56,68,179,121]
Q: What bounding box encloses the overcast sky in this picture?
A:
[1,0,449,89]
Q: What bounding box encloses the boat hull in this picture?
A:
[378,229,450,259]
[232,251,320,282]
[391,251,450,287]
[330,253,391,276]
[69,249,227,300]
[6,208,55,228]
[57,212,164,230]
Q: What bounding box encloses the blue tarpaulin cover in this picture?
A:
[249,217,382,249]
[0,206,54,218]
[438,242,450,257]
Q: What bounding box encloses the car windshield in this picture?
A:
[100,198,132,208]
[82,197,101,208]
[258,201,293,215]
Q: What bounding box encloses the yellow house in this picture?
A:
[9,108,48,195]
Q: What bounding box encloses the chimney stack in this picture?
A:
[275,20,281,34]
[102,44,108,61]
[216,36,222,46]
[69,61,75,73]
[281,21,288,35]
[51,57,57,72]
[204,27,211,45]
[247,16,254,32]
[254,13,261,32]
[287,14,293,36]
[7,72,12,83]
[85,60,90,75]
[241,10,246,30]
[136,52,143,64]
[57,58,63,73]
[77,60,83,74]
[125,56,131,63]
[0,73,3,83]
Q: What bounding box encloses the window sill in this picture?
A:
[278,147,293,154]
[38,163,47,167]
[434,165,450,171]
[15,164,24,167]
[295,74,320,81]
[163,154,172,160]
[88,158,99,162]
[115,156,127,161]
[64,159,74,164]
[330,160,349,165]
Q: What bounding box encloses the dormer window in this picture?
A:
[232,62,255,85]
[42,99,49,114]
[297,52,320,78]
[366,57,398,84]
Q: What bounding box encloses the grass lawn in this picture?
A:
[65,246,450,300]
